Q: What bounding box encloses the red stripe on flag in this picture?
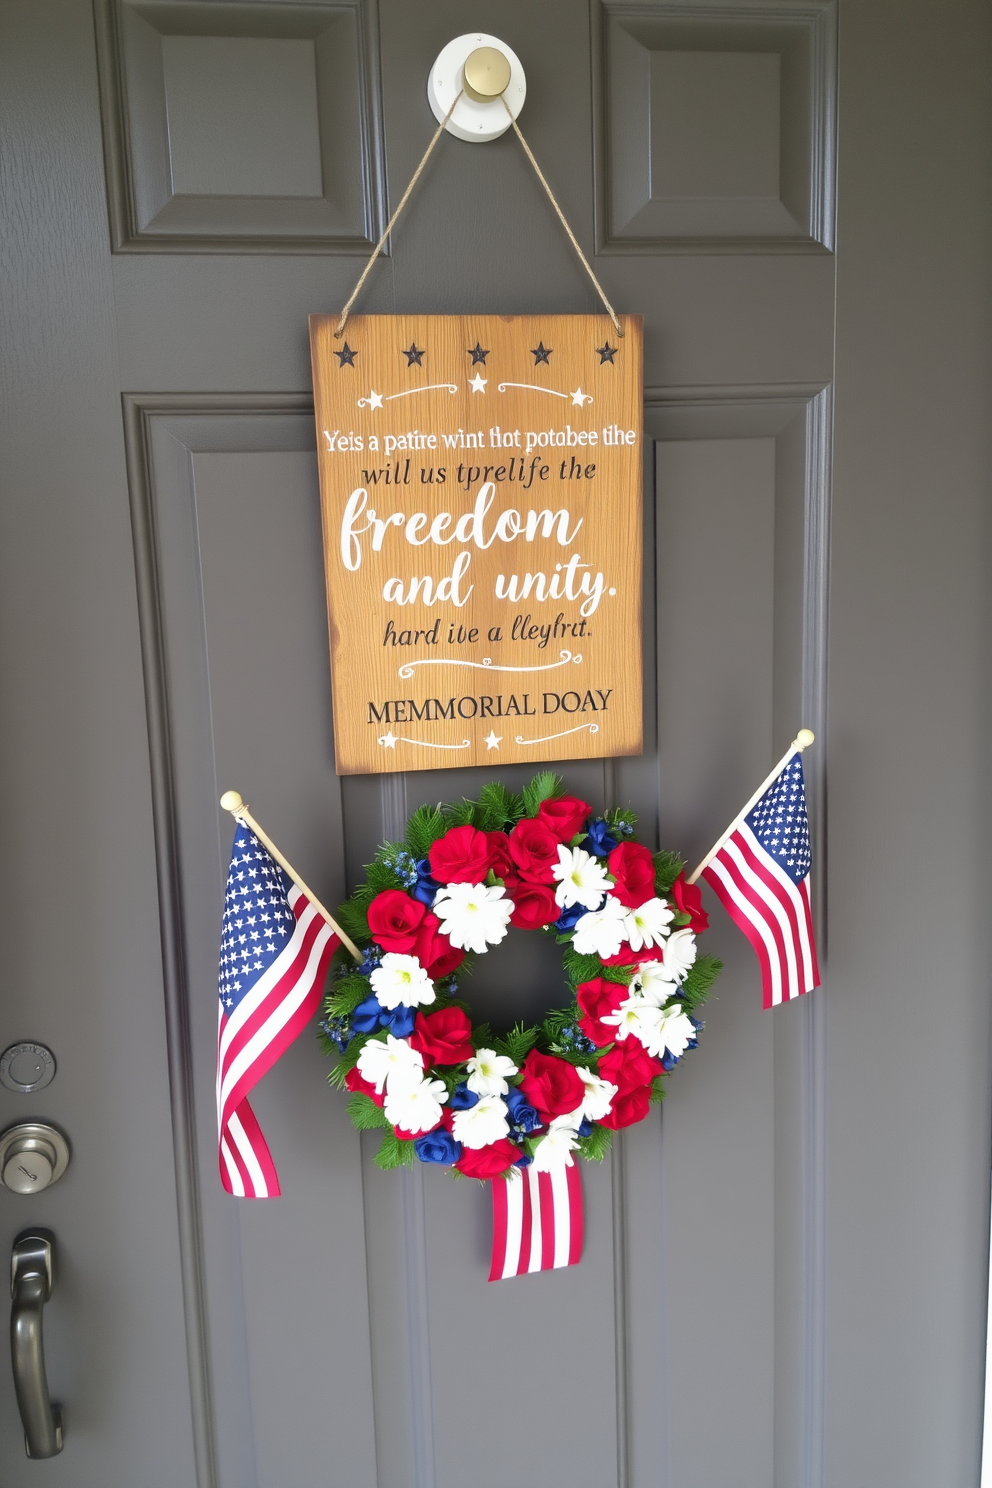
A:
[539,1171,556,1270]
[489,1176,509,1282]
[733,831,806,998]
[799,877,821,988]
[703,859,777,1008]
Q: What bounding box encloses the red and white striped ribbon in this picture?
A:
[489,1163,584,1280]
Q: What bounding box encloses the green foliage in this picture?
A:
[607,806,638,832]
[475,780,523,832]
[521,771,563,817]
[367,854,406,894]
[679,955,722,1010]
[334,891,372,944]
[653,850,684,894]
[601,962,634,985]
[576,1124,614,1162]
[405,804,448,859]
[325,1029,377,1086]
[649,1075,667,1105]
[444,799,477,828]
[541,1004,579,1040]
[374,1129,415,1169]
[347,1092,390,1131]
[325,973,371,1019]
[562,948,603,987]
[492,1022,540,1067]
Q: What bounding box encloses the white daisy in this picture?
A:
[552,844,610,910]
[602,993,648,1044]
[660,927,697,983]
[432,881,513,953]
[570,894,629,958]
[465,1047,518,1097]
[532,1116,581,1171]
[357,1034,424,1094]
[627,1002,696,1062]
[575,1066,619,1122]
[623,896,675,952]
[451,1093,511,1149]
[370,952,436,1010]
[631,958,679,1004]
[383,1074,448,1134]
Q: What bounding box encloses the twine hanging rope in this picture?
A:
[334,93,623,340]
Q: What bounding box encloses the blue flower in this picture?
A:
[555,1023,597,1055]
[359,945,383,976]
[577,1117,593,1138]
[504,1087,541,1133]
[514,1152,534,1168]
[448,1082,479,1110]
[411,858,441,906]
[585,818,619,858]
[660,1051,678,1072]
[381,1003,416,1038]
[415,1128,462,1164]
[554,900,594,934]
[352,994,385,1035]
[319,1016,353,1054]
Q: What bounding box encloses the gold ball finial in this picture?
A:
[796,729,815,750]
[462,46,511,102]
[220,790,244,813]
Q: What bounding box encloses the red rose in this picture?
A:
[599,1041,664,1094]
[600,1083,652,1130]
[409,1006,475,1067]
[519,1049,585,1121]
[485,831,517,885]
[537,794,591,842]
[394,1124,437,1142]
[671,873,710,933]
[607,841,657,909]
[508,817,561,884]
[344,1065,385,1107]
[576,976,627,1046]
[428,824,494,885]
[510,882,559,930]
[412,911,464,979]
[367,889,426,951]
[601,943,637,966]
[455,1139,520,1179]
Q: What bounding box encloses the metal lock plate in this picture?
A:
[0,1044,56,1095]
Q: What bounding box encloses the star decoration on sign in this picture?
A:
[469,372,487,394]
[380,731,398,749]
[597,342,617,364]
[362,390,384,409]
[483,729,502,750]
[402,343,424,366]
[468,342,489,365]
[531,342,552,364]
[570,388,592,406]
[334,342,357,367]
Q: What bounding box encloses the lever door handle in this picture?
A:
[10,1230,62,1457]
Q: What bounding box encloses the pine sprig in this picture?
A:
[374,1130,415,1169]
[444,799,477,828]
[653,850,684,893]
[405,805,448,859]
[521,771,563,817]
[475,780,523,832]
[679,955,722,1010]
[562,949,603,987]
[576,1125,613,1161]
[326,973,372,1019]
[347,1092,390,1130]
[492,1021,539,1066]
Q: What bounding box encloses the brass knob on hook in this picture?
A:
[462,46,511,102]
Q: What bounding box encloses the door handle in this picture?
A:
[10,1230,62,1457]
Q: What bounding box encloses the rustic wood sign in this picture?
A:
[309,313,643,775]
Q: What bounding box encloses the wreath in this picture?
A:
[320,774,722,1179]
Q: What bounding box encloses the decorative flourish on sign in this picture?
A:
[335,343,357,367]
[378,731,471,751]
[515,722,600,745]
[397,650,582,679]
[359,384,458,409]
[531,342,553,364]
[498,382,592,406]
[468,342,490,364]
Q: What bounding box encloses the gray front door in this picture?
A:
[1,2,989,1485]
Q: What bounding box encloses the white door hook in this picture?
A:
[427,34,526,142]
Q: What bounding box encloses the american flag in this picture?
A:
[218,821,338,1197]
[702,752,820,1008]
[489,1164,583,1281]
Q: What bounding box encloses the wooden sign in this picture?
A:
[309,314,643,775]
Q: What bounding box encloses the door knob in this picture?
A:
[10,1230,63,1457]
[0,1122,70,1194]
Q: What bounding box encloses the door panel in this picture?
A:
[2,2,989,1487]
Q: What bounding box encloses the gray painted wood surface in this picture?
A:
[0,1,989,1485]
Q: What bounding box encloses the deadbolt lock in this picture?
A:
[0,1124,70,1195]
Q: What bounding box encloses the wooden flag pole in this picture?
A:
[687,729,815,886]
[220,791,362,962]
